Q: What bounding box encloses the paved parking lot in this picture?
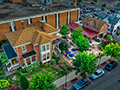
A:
[67,60,120,90]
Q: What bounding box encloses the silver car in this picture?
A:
[90,69,104,80]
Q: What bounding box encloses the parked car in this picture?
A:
[91,2,95,4]
[90,69,104,80]
[110,9,115,13]
[93,12,99,16]
[105,61,118,71]
[73,78,91,90]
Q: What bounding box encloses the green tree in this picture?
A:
[0,80,9,89]
[0,40,3,47]
[59,40,68,51]
[20,73,29,89]
[103,43,120,60]
[75,36,90,52]
[93,0,97,2]
[72,51,97,77]
[59,25,69,36]
[77,0,82,2]
[29,72,57,90]
[0,53,8,66]
[0,59,2,67]
[101,3,107,7]
[71,27,84,42]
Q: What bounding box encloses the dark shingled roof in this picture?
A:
[52,40,60,45]
[2,44,17,60]
[22,51,36,59]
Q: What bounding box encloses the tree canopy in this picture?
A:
[29,72,57,90]
[103,43,120,59]
[75,36,90,52]
[71,26,84,42]
[59,25,69,36]
[72,51,97,77]
[59,40,68,51]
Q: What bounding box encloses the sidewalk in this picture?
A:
[53,56,116,90]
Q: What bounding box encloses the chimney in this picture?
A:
[10,0,22,3]
[41,21,45,32]
[73,0,77,7]
[21,20,24,29]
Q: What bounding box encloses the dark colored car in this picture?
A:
[91,2,95,4]
[110,9,115,13]
[73,78,91,90]
[93,12,99,16]
[105,61,118,71]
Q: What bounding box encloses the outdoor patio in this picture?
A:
[57,31,102,65]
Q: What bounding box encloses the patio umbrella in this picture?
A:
[117,26,120,29]
[71,48,77,51]
[89,41,92,44]
[57,38,60,41]
[65,51,71,55]
[69,53,75,57]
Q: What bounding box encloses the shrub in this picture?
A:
[61,61,63,64]
[0,71,4,75]
[51,59,56,65]
[113,40,118,44]
[0,80,9,89]
[102,3,106,7]
[0,40,3,47]
[48,62,51,66]
[0,60,2,67]
[55,57,60,63]
[107,35,112,40]
[26,65,33,72]
[45,63,49,67]
[18,71,23,75]
[99,44,103,51]
[0,76,6,80]
[59,65,65,70]
[20,74,29,89]
[95,39,100,42]
[40,63,43,67]
[0,67,2,70]
[93,0,97,2]
[32,62,40,70]
[16,70,20,74]
[21,69,26,73]
[52,52,57,58]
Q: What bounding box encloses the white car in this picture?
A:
[90,69,104,80]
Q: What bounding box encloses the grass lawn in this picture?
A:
[6,67,63,84]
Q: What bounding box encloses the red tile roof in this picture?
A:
[67,23,99,38]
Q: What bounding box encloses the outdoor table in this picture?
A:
[89,48,92,51]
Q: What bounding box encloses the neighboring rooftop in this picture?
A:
[97,13,108,20]
[107,15,120,25]
[0,1,79,22]
[82,16,107,30]
[5,21,58,47]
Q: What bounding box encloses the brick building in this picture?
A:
[0,1,80,40]
[2,21,61,71]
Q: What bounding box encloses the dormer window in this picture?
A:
[22,46,26,52]
[102,26,104,28]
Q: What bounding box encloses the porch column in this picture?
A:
[10,60,13,66]
[43,15,45,21]
[30,56,32,63]
[10,21,15,32]
[56,13,59,29]
[78,9,80,21]
[24,59,27,66]
[28,18,31,24]
[68,11,70,24]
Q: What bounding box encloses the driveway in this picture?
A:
[67,60,120,90]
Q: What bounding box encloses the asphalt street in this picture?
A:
[67,60,120,90]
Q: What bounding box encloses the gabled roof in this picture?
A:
[82,16,107,30]
[5,21,57,47]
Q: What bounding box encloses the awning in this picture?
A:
[22,51,36,59]
[2,44,17,60]
[82,26,99,38]
[67,23,99,38]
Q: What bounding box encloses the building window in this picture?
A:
[102,26,104,28]
[32,56,36,62]
[51,35,52,37]
[12,21,16,31]
[46,44,49,50]
[8,22,12,32]
[22,46,26,52]
[47,53,50,59]
[42,45,45,51]
[48,0,49,2]
[30,18,32,23]
[45,16,47,23]
[26,19,29,25]
[11,59,18,65]
[55,14,57,27]
[84,24,86,27]
[43,54,46,61]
